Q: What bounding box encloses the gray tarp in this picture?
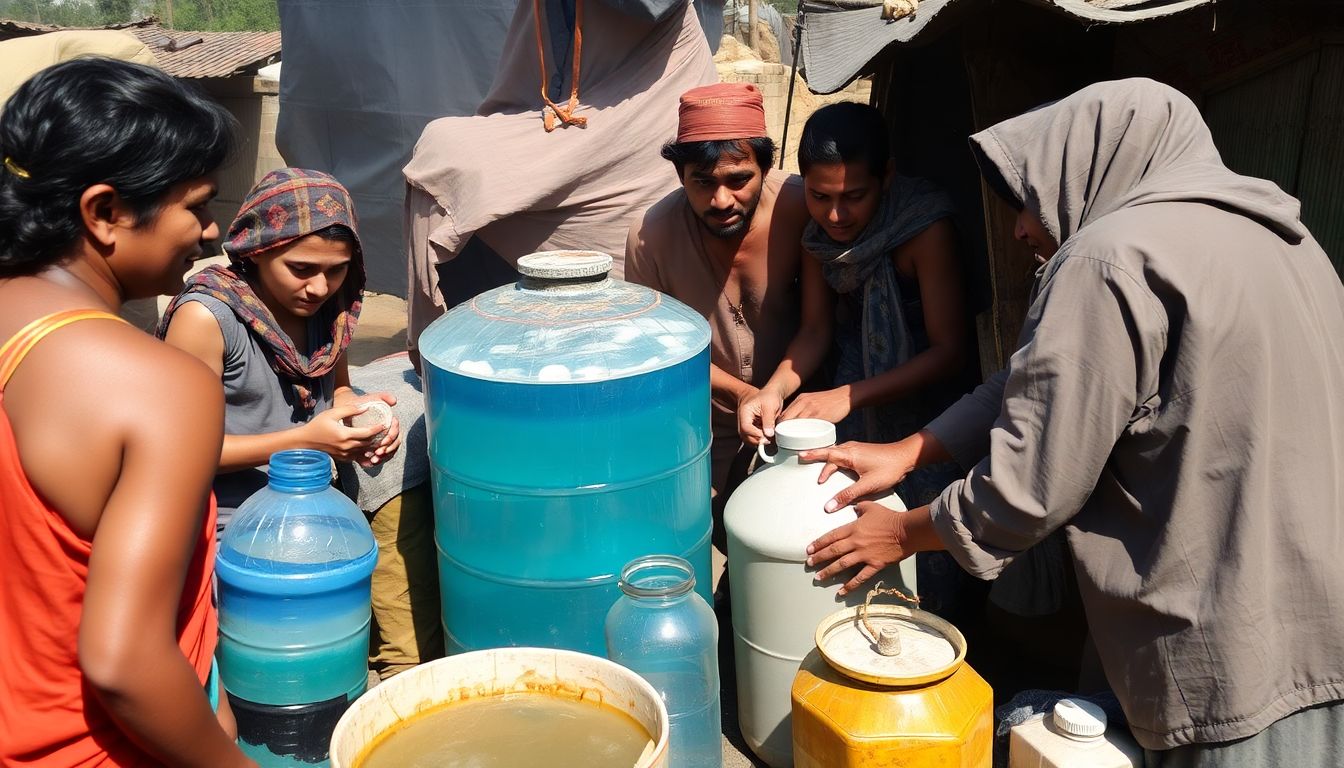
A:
[276,0,514,295]
[798,0,1216,95]
[277,0,722,296]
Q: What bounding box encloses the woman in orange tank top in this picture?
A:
[0,59,255,767]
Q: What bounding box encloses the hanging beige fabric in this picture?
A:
[403,0,716,350]
[0,31,158,108]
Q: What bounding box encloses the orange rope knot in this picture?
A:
[533,0,588,132]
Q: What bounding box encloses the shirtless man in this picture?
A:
[625,82,831,517]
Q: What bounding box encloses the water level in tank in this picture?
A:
[356,692,655,768]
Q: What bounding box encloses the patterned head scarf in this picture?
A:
[157,168,365,416]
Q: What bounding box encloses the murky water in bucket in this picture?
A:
[356,692,654,768]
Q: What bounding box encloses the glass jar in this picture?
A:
[605,555,722,768]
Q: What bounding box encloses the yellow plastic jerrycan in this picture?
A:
[791,589,993,767]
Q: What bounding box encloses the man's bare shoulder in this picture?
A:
[627,187,691,280]
[765,172,811,233]
[771,171,806,202]
[635,186,690,233]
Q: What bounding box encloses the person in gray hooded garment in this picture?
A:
[800,78,1344,764]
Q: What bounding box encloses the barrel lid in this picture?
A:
[773,418,835,451]
[815,602,965,687]
[517,250,611,280]
[418,251,709,384]
[1052,699,1107,741]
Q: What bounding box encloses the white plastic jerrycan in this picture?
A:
[723,418,917,768]
[1009,698,1142,768]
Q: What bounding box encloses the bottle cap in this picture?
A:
[1052,698,1107,741]
[517,250,612,280]
[814,603,963,687]
[774,418,836,451]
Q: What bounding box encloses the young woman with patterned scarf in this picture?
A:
[158,168,403,532]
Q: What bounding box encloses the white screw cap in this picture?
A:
[1053,698,1107,741]
[517,250,612,280]
[774,418,837,451]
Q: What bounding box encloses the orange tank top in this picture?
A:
[0,310,219,767]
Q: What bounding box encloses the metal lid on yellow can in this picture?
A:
[815,600,966,687]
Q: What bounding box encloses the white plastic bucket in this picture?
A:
[329,647,669,768]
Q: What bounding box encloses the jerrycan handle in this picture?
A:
[757,440,780,465]
[756,419,839,465]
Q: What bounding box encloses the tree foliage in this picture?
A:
[0,0,278,31]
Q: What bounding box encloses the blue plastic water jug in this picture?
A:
[606,555,723,768]
[419,251,713,656]
[215,449,377,768]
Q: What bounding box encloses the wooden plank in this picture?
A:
[961,5,1116,370]
[1296,44,1344,275]
[1202,49,1319,195]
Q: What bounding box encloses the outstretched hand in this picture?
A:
[302,403,386,463]
[780,386,853,425]
[806,501,910,596]
[808,504,946,597]
[349,393,403,466]
[798,438,920,512]
[737,386,785,446]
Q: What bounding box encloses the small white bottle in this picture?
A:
[1008,698,1143,768]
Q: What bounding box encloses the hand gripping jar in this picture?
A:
[605,555,722,768]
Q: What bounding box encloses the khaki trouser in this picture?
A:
[366,483,444,679]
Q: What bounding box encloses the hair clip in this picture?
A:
[3,156,30,179]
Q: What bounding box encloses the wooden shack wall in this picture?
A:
[870,0,1343,375]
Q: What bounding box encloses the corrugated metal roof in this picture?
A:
[128,24,280,79]
[0,18,59,36]
[0,17,279,78]
[799,0,1218,93]
[0,16,163,37]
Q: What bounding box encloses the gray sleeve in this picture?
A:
[923,367,1008,470]
[929,254,1166,579]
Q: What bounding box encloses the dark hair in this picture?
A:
[314,224,359,247]
[0,57,237,277]
[798,102,889,179]
[660,137,776,177]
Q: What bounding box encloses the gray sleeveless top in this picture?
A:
[183,295,334,528]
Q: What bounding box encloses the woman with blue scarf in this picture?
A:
[787,102,979,620]
[787,102,969,505]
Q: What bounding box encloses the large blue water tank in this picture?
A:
[420,251,713,655]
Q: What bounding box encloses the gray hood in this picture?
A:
[969,77,1308,247]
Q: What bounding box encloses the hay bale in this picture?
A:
[714,34,761,63]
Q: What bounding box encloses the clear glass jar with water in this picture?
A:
[605,555,722,768]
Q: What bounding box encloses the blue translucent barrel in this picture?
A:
[419,251,713,655]
[216,450,377,768]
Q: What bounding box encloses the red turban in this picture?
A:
[676,83,768,143]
